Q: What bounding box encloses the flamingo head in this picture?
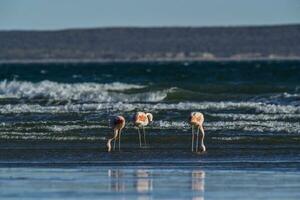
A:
[146,113,153,122]
[189,112,199,124]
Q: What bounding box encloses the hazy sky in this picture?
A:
[0,0,299,30]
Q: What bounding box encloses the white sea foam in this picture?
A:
[0,132,105,141]
[211,137,247,141]
[46,125,104,132]
[206,121,300,133]
[1,119,299,138]
[115,101,300,114]
[1,101,300,114]
[103,101,299,114]
[210,113,300,121]
[155,120,300,134]
[0,80,170,102]
[154,121,189,129]
[252,92,300,106]
[98,101,300,114]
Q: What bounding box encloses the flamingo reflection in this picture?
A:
[135,169,153,193]
[191,170,205,200]
[108,169,125,192]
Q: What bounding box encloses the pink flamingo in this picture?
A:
[189,112,206,152]
[133,112,153,147]
[107,116,126,152]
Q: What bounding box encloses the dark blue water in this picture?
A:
[0,61,300,199]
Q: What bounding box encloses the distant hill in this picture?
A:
[0,25,300,62]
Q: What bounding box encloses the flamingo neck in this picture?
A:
[107,138,112,152]
[146,113,153,122]
[107,129,119,152]
[201,131,206,151]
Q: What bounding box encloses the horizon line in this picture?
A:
[1,23,300,32]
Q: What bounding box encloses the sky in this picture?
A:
[0,0,299,30]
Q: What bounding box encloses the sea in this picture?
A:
[0,60,300,199]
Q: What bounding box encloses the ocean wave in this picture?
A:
[0,80,146,93]
[1,101,300,114]
[154,121,189,129]
[110,101,300,114]
[1,119,299,141]
[206,121,300,134]
[0,124,106,132]
[3,80,299,105]
[154,120,300,134]
[0,80,169,102]
[0,132,105,141]
[2,119,299,134]
[251,92,300,106]
[209,113,300,121]
[46,124,105,132]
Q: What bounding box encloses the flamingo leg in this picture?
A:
[113,138,116,150]
[196,127,199,152]
[191,125,194,152]
[138,128,142,147]
[118,129,122,151]
[143,126,147,146]
[114,129,119,151]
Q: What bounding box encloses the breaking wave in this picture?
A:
[0,80,170,102]
[1,101,300,114]
[154,120,300,134]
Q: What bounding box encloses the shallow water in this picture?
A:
[0,61,300,199]
[1,166,300,200]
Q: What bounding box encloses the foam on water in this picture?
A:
[207,121,300,134]
[209,113,300,121]
[1,117,299,139]
[2,80,299,105]
[1,101,299,114]
[0,80,169,102]
[0,80,145,93]
[46,124,103,132]
[155,120,300,134]
[0,132,105,141]
[1,61,300,145]
[154,120,189,129]
[252,92,300,106]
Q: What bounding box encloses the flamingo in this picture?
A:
[189,112,206,152]
[133,112,153,147]
[107,116,126,152]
